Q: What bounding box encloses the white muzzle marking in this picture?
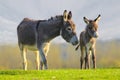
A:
[70,35,77,44]
[94,31,99,38]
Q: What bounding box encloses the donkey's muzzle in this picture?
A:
[70,35,78,46]
[93,32,99,38]
[73,40,79,45]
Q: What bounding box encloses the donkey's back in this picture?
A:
[17,18,39,45]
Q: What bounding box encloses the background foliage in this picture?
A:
[0,40,120,70]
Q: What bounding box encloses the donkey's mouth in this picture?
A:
[72,41,78,46]
[93,35,98,38]
[93,32,99,38]
[70,35,78,46]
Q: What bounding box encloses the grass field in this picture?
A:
[0,69,120,80]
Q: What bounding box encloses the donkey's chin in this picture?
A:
[71,42,78,46]
[93,32,99,38]
[70,36,78,46]
[66,40,78,46]
[93,35,98,38]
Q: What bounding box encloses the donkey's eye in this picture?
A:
[66,27,72,31]
[89,27,92,29]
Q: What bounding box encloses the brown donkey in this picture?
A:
[76,15,101,69]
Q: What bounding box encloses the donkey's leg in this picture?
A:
[40,50,47,70]
[38,42,50,70]
[88,51,91,69]
[44,42,50,57]
[80,47,84,69]
[85,55,87,69]
[43,43,50,68]
[40,61,43,70]
[39,48,48,70]
[35,51,40,70]
[85,48,89,69]
[20,48,27,70]
[41,42,50,69]
[92,48,96,69]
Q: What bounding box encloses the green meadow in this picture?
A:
[0,69,120,80]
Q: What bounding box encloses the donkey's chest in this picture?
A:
[85,40,96,50]
[24,44,38,51]
[86,42,93,48]
[24,42,50,52]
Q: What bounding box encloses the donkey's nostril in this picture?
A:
[75,40,78,44]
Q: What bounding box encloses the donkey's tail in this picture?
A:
[75,44,80,51]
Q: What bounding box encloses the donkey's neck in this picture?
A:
[38,20,62,42]
[85,30,96,44]
[47,25,61,41]
[85,30,92,42]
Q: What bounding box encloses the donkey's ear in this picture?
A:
[83,17,89,24]
[94,14,101,23]
[68,11,72,20]
[63,10,68,21]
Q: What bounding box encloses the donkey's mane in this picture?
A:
[47,15,63,22]
[23,15,63,22]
